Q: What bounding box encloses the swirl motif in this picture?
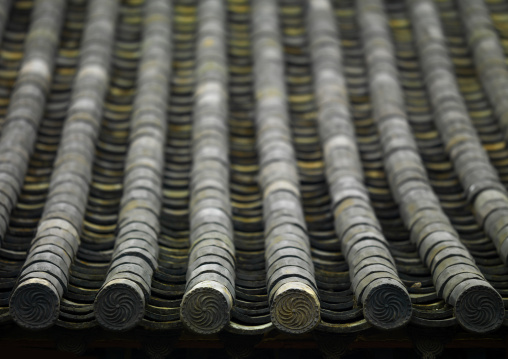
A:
[413,337,444,359]
[224,340,257,359]
[363,283,412,330]
[454,285,504,333]
[94,283,145,331]
[142,337,176,359]
[314,333,356,359]
[56,333,88,355]
[181,286,230,334]
[221,333,263,359]
[10,281,60,330]
[271,286,320,334]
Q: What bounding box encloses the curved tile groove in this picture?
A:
[0,0,12,58]
[141,0,196,332]
[226,0,272,334]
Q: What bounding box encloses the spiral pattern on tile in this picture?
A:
[271,287,320,334]
[94,282,145,331]
[10,280,60,330]
[56,334,88,356]
[180,286,231,334]
[363,283,412,330]
[454,285,505,334]
[413,337,444,359]
[142,337,175,359]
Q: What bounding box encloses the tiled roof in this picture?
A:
[1,0,508,339]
